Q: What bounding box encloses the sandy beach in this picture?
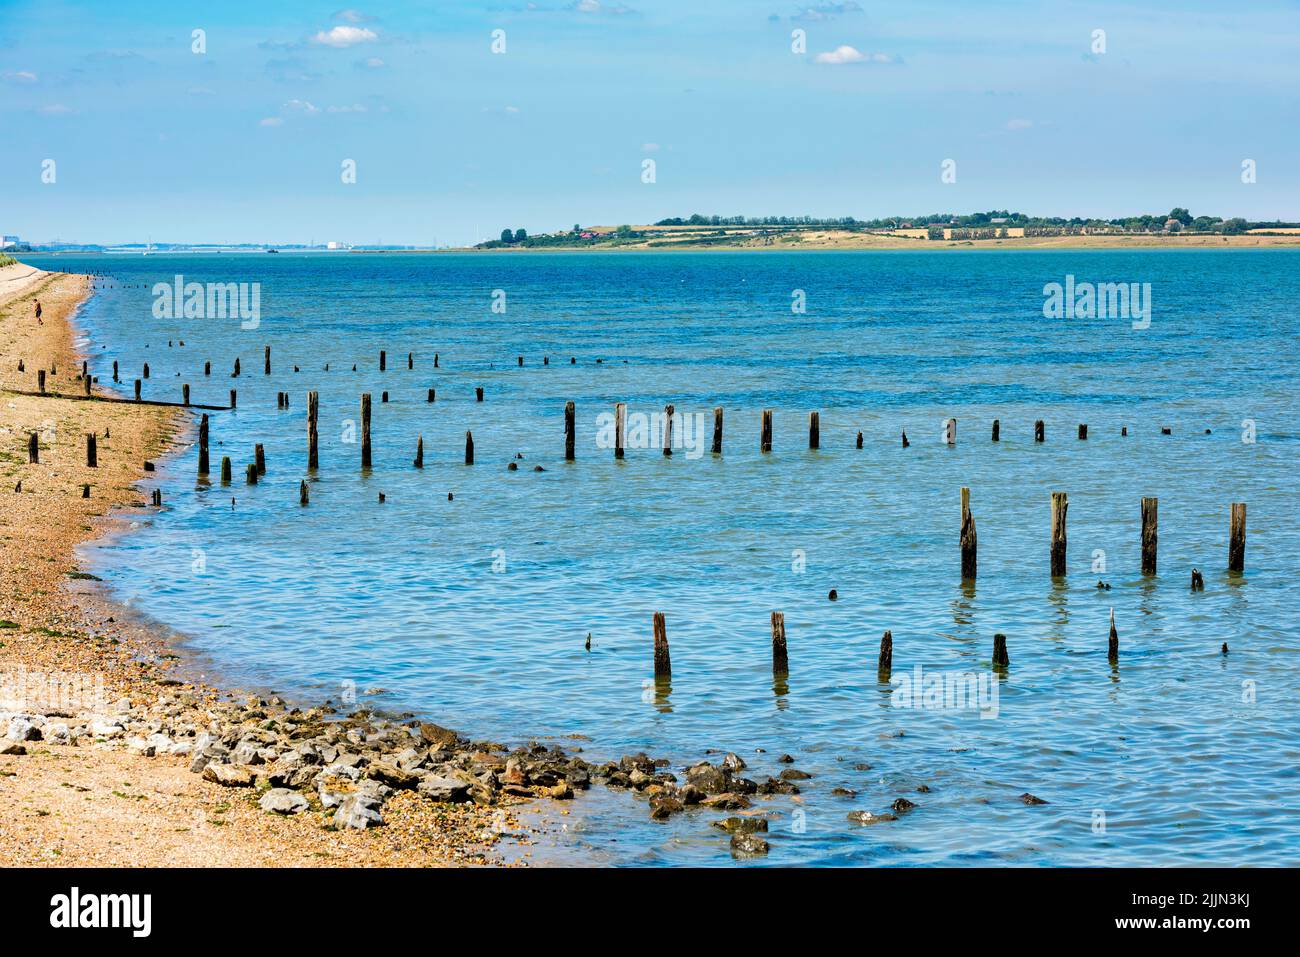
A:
[0,263,555,866]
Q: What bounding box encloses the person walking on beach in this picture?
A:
[34,299,42,324]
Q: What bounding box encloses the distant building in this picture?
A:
[0,235,19,249]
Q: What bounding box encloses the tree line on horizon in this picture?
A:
[651,209,1276,233]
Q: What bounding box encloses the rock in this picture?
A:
[43,724,73,745]
[831,787,858,797]
[730,833,770,856]
[334,794,383,829]
[189,742,228,773]
[125,737,156,757]
[0,741,27,756]
[685,763,731,795]
[721,752,747,773]
[6,716,41,742]
[418,775,472,803]
[779,768,812,780]
[90,719,125,739]
[777,754,795,763]
[202,764,255,787]
[366,760,419,790]
[916,784,931,793]
[1019,792,1048,805]
[229,742,264,765]
[758,777,800,795]
[260,788,309,815]
[542,780,573,800]
[419,723,459,749]
[700,792,751,810]
[847,810,897,825]
[891,798,917,813]
[712,816,768,834]
[649,795,684,820]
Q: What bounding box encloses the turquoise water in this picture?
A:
[30,250,1300,866]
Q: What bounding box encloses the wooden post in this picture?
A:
[1035,420,1045,443]
[38,370,46,394]
[1107,609,1118,663]
[264,345,271,375]
[230,388,237,409]
[360,393,372,469]
[856,430,863,449]
[564,401,575,460]
[771,611,788,676]
[1228,502,1246,572]
[246,463,258,485]
[86,433,97,468]
[614,403,626,459]
[663,404,674,456]
[943,417,956,445]
[408,352,413,370]
[255,443,266,475]
[220,456,232,483]
[992,419,1000,442]
[307,391,319,470]
[517,356,523,367]
[183,384,190,406]
[434,353,439,368]
[712,407,723,454]
[1140,497,1158,575]
[993,633,1009,667]
[114,360,120,381]
[1191,568,1204,591]
[652,612,671,678]
[809,411,820,449]
[760,409,772,453]
[204,361,210,376]
[476,387,484,402]
[135,379,142,401]
[233,358,240,377]
[1050,491,1068,576]
[427,388,435,403]
[300,480,309,506]
[379,350,386,371]
[464,430,474,465]
[414,435,424,468]
[198,414,210,475]
[901,430,910,448]
[960,487,977,580]
[1078,423,1088,440]
[877,630,892,680]
[143,362,150,379]
[84,375,91,397]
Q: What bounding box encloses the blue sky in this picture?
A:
[2,0,1298,245]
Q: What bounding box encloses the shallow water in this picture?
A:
[30,249,1300,866]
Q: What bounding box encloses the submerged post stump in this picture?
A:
[663,404,675,456]
[944,417,956,445]
[712,407,723,454]
[614,403,626,459]
[307,391,319,470]
[1141,497,1158,575]
[380,350,386,372]
[856,430,863,449]
[760,409,772,453]
[408,352,413,370]
[245,463,257,485]
[86,433,97,468]
[230,389,237,409]
[183,383,190,406]
[84,375,92,397]
[653,612,671,678]
[1078,423,1088,440]
[264,345,271,375]
[204,361,210,376]
[414,435,424,468]
[1035,420,1045,443]
[464,430,474,465]
[992,419,1000,442]
[475,387,484,402]
[134,379,142,401]
[1050,492,1068,576]
[771,611,789,676]
[198,414,210,475]
[255,443,266,476]
[809,411,820,449]
[114,360,120,381]
[360,393,372,469]
[564,401,576,461]
[1228,502,1246,572]
[877,630,893,680]
[220,456,232,483]
[427,388,435,403]
[143,362,150,379]
[960,486,977,580]
[992,633,1009,668]
[233,358,240,378]
[1108,609,1119,662]
[300,480,309,506]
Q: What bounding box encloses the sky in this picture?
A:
[2,0,1298,245]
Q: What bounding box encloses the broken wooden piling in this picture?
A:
[992,419,1000,442]
[255,443,266,476]
[307,391,319,470]
[465,430,474,465]
[220,456,232,483]
[653,612,671,678]
[809,411,820,449]
[663,404,674,456]
[134,379,142,402]
[414,435,424,468]
[360,394,372,469]
[86,433,97,468]
[614,403,626,459]
[564,401,576,461]
[198,414,210,475]
[246,463,257,485]
[1108,609,1118,662]
[475,387,484,402]
[1035,420,1045,443]
[760,409,772,453]
[1191,568,1204,591]
[380,350,386,372]
[1078,424,1088,440]
[877,630,892,680]
[183,384,190,406]
[944,417,956,445]
[712,407,723,454]
[992,633,1009,668]
[264,345,271,375]
[300,480,309,506]
[1050,491,1068,576]
[1228,502,1246,572]
[960,487,977,580]
[771,611,788,676]
[230,388,237,409]
[1141,497,1158,575]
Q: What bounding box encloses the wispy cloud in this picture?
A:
[813,45,898,65]
[570,0,637,15]
[333,8,377,23]
[258,116,283,127]
[40,103,74,115]
[354,56,386,70]
[311,25,378,47]
[1005,118,1033,130]
[3,70,38,84]
[789,2,862,22]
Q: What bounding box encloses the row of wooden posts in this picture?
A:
[653,603,1187,682]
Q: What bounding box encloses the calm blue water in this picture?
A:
[29,250,1300,866]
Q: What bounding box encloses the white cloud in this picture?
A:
[570,0,635,14]
[327,104,368,113]
[641,142,660,152]
[813,45,897,64]
[285,99,321,114]
[40,104,74,115]
[1005,118,1033,130]
[311,25,378,47]
[3,70,37,84]
[355,56,386,69]
[333,8,375,22]
[259,116,283,127]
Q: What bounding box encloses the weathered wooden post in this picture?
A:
[1035,420,1045,443]
[653,612,671,678]
[663,404,674,456]
[300,480,309,506]
[434,353,439,368]
[408,352,413,370]
[84,375,92,397]
[564,401,576,460]
[220,456,232,483]
[198,414,210,475]
[1228,502,1246,572]
[960,486,977,580]
[517,356,523,367]
[771,611,789,675]
[38,370,46,394]
[255,443,266,476]
[307,391,319,470]
[360,393,372,469]
[427,388,435,403]
[614,403,626,459]
[856,431,863,449]
[992,633,1009,668]
[877,630,893,680]
[1078,424,1088,440]
[464,430,474,465]
[381,391,389,404]
[264,345,271,375]
[1050,491,1068,576]
[1191,568,1204,591]
[134,379,142,402]
[143,362,150,379]
[414,435,424,468]
[1107,609,1118,663]
[1141,497,1158,574]
[233,357,240,377]
[712,407,723,454]
[113,360,120,381]
[992,419,1000,442]
[246,463,258,485]
[760,409,772,453]
[809,411,820,449]
[475,387,484,402]
[203,361,210,376]
[380,350,386,371]
[901,430,910,448]
[229,388,237,409]
[183,383,190,406]
[86,433,97,468]
[943,417,956,445]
